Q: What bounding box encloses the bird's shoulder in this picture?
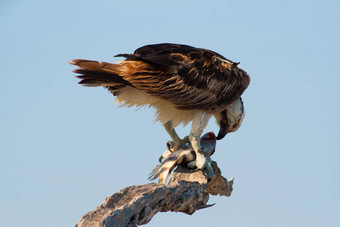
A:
[116,43,235,69]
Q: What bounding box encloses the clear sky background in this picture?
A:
[0,0,339,226]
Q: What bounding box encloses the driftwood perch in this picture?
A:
[76,162,233,227]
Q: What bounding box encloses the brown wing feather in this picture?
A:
[71,44,250,112]
[117,44,250,112]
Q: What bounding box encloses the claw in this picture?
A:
[159,149,172,163]
[167,136,190,152]
[167,141,179,152]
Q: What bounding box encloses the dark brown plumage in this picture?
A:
[72,43,250,113]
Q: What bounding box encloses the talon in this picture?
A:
[166,141,175,152]
[160,149,172,163]
[166,137,188,152]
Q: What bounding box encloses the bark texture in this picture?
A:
[76,162,233,227]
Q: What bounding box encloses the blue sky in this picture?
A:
[0,0,339,226]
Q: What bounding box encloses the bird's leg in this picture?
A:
[188,112,214,178]
[188,132,205,168]
[163,121,189,152]
[188,133,214,178]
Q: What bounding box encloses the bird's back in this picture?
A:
[71,43,250,113]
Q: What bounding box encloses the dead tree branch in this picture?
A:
[76,162,233,227]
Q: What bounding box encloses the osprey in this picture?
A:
[71,43,250,176]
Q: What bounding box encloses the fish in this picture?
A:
[149,132,217,184]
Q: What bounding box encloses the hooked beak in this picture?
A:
[216,123,228,140]
[216,110,229,140]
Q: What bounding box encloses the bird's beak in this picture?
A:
[216,110,229,140]
[216,125,228,140]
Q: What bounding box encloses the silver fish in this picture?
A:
[149,132,216,184]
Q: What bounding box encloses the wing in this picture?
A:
[115,43,250,112]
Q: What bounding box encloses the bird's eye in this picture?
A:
[222,119,227,125]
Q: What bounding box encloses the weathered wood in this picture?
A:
[76,162,233,227]
[169,162,234,197]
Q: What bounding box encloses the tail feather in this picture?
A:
[70,59,131,87]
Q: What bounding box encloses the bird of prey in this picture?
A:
[70,43,250,176]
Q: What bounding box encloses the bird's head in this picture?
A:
[201,132,217,156]
[214,97,245,140]
[201,132,217,142]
